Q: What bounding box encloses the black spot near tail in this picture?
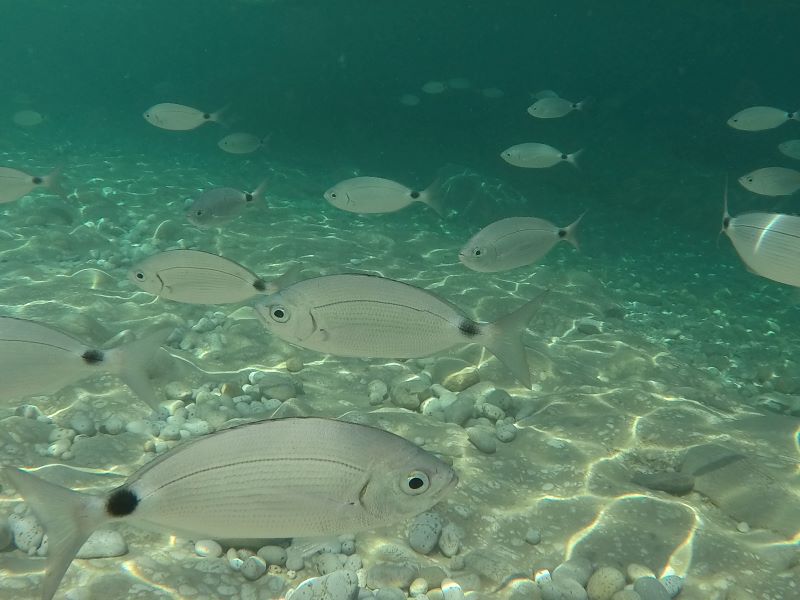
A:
[558,229,567,238]
[458,319,481,337]
[410,190,420,199]
[106,488,139,517]
[253,278,266,292]
[32,176,43,185]
[245,193,254,202]
[82,349,104,364]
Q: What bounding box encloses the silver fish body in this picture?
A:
[723,208,800,288]
[727,106,798,131]
[526,96,585,119]
[143,103,222,131]
[501,143,582,168]
[324,176,442,215]
[186,181,266,228]
[218,132,265,154]
[0,317,169,410]
[3,417,456,600]
[459,215,582,272]
[738,167,800,196]
[129,249,298,304]
[255,274,547,387]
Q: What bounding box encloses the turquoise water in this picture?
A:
[1,2,799,600]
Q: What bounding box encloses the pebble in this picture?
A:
[367,380,389,405]
[587,567,626,600]
[159,424,182,441]
[195,539,223,558]
[374,588,405,600]
[9,514,43,553]
[48,438,72,457]
[69,413,96,436]
[442,394,475,426]
[258,545,287,566]
[366,562,419,589]
[440,579,465,600]
[553,557,593,587]
[736,521,750,533]
[524,528,542,545]
[409,578,429,595]
[442,367,480,392]
[390,375,431,410]
[476,401,504,421]
[508,579,539,600]
[76,530,128,558]
[241,556,268,581]
[437,522,461,557]
[577,317,603,335]
[101,415,125,435]
[315,552,345,575]
[466,426,497,454]
[164,381,193,402]
[611,592,642,600]
[227,546,244,570]
[557,577,589,600]
[286,356,304,373]
[658,575,683,598]
[632,577,670,600]
[496,422,517,442]
[291,569,359,600]
[408,512,443,554]
[626,564,655,581]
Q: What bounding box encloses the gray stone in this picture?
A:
[587,567,626,600]
[466,426,497,454]
[408,512,443,554]
[631,471,694,496]
[241,556,268,581]
[258,545,287,566]
[632,577,670,600]
[164,381,193,402]
[77,530,128,558]
[366,562,419,589]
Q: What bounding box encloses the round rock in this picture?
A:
[408,512,444,554]
[241,556,267,581]
[76,530,128,558]
[466,426,497,454]
[632,577,671,600]
[587,567,626,600]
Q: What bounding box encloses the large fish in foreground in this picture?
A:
[4,417,457,600]
[129,249,300,304]
[0,166,64,204]
[459,214,583,272]
[0,317,170,410]
[255,274,547,387]
[722,181,800,287]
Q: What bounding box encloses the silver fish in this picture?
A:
[738,167,800,196]
[501,143,582,168]
[4,417,456,600]
[255,274,547,388]
[722,181,800,287]
[129,249,300,304]
[459,214,582,273]
[324,176,443,215]
[0,166,64,204]
[727,106,799,132]
[527,96,587,119]
[186,180,267,228]
[143,103,225,131]
[0,317,170,410]
[778,140,800,160]
[218,132,267,154]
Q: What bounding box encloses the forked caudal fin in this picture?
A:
[108,326,174,411]
[420,177,446,217]
[479,290,550,388]
[561,212,585,250]
[3,467,110,600]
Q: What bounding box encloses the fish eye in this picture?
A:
[472,248,482,257]
[270,305,289,323]
[403,471,430,495]
[135,271,145,280]
[195,209,203,216]
[330,192,337,198]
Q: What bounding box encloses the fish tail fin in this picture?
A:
[792,110,800,122]
[576,96,594,112]
[3,467,108,600]
[260,133,272,151]
[252,179,269,204]
[109,326,173,411]
[562,212,585,250]
[421,177,446,217]
[44,166,68,200]
[211,104,234,127]
[263,261,303,294]
[480,290,550,388]
[718,176,730,248]
[566,149,583,168]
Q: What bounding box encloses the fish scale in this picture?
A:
[3,417,456,600]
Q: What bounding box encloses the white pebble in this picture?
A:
[524,528,541,545]
[227,546,243,570]
[409,578,429,595]
[437,522,461,557]
[586,566,625,600]
[10,514,43,553]
[76,530,128,558]
[195,539,223,558]
[736,521,750,533]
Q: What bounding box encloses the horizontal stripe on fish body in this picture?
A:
[2,417,457,600]
[255,273,547,387]
[128,249,297,304]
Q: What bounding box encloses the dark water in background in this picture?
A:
[2,0,800,262]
